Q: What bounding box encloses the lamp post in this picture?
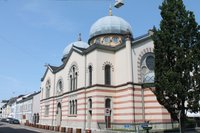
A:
[114,0,124,8]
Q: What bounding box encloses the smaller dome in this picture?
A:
[63,41,88,57]
[143,72,155,83]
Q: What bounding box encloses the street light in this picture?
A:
[114,0,124,8]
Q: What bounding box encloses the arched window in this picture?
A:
[57,79,63,94]
[72,100,75,114]
[72,67,75,90]
[45,80,51,98]
[75,72,78,90]
[140,53,155,83]
[70,75,72,91]
[69,101,72,114]
[69,100,77,115]
[69,65,78,91]
[88,66,92,86]
[89,98,92,109]
[75,100,77,114]
[105,98,111,108]
[105,65,111,85]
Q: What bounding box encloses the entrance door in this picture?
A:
[87,110,92,129]
[87,98,92,129]
[105,116,111,128]
[105,98,111,128]
[57,103,62,126]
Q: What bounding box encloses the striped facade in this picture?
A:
[39,14,173,130]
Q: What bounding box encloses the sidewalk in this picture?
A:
[15,124,60,133]
[12,123,200,133]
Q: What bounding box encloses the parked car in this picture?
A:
[10,118,20,124]
[6,118,20,124]
[0,118,7,122]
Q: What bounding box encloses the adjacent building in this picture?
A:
[8,97,18,118]
[0,101,5,118]
[0,98,17,118]
[1,100,8,118]
[39,10,172,130]
[16,92,40,124]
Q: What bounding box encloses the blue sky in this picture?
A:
[0,0,199,101]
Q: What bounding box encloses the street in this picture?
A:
[1,121,200,133]
[0,122,57,133]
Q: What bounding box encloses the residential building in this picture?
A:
[8,97,18,118]
[16,91,40,124]
[1,100,8,118]
[0,102,4,118]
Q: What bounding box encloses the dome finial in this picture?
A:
[78,33,81,41]
[109,5,112,16]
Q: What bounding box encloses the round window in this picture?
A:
[112,37,119,43]
[103,37,110,43]
[90,39,94,45]
[95,38,100,44]
[146,56,155,71]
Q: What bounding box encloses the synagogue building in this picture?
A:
[40,9,172,130]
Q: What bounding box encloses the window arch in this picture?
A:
[70,101,72,114]
[137,48,154,83]
[140,53,155,83]
[56,79,63,94]
[105,65,111,85]
[72,100,75,114]
[75,100,77,114]
[89,98,92,109]
[69,65,78,91]
[88,65,92,86]
[57,102,62,121]
[70,75,72,91]
[69,100,77,115]
[105,98,111,108]
[45,80,51,98]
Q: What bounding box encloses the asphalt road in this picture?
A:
[0,122,39,133]
[0,122,57,133]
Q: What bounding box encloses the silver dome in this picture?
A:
[63,41,88,57]
[89,16,132,39]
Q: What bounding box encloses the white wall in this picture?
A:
[41,69,55,100]
[33,92,40,114]
[96,49,115,85]
[114,47,128,84]
[86,50,97,86]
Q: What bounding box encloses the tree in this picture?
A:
[152,0,200,131]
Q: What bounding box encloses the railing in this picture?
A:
[97,122,179,132]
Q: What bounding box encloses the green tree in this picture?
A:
[152,0,200,131]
